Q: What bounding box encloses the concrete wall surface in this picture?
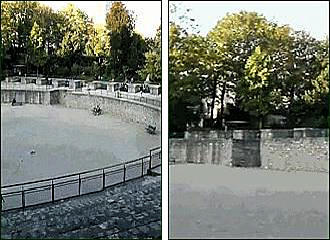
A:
[1,89,51,105]
[170,128,329,173]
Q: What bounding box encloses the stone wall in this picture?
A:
[1,89,50,105]
[170,128,329,173]
[57,91,160,129]
[169,130,232,166]
[1,89,161,130]
[260,128,329,172]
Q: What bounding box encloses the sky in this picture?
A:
[40,1,161,38]
[170,1,329,40]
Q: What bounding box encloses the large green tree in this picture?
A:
[105,1,147,81]
[1,1,64,77]
[29,22,47,76]
[169,23,204,132]
[57,3,91,77]
[1,1,43,74]
[170,10,329,131]
[138,26,161,83]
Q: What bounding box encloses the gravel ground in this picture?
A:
[170,164,329,239]
[1,104,160,185]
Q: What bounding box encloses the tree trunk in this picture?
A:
[287,87,295,128]
[219,81,227,129]
[259,116,263,129]
[210,76,218,126]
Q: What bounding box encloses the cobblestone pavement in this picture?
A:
[1,175,161,239]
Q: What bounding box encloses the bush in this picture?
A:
[55,66,70,77]
[299,115,328,128]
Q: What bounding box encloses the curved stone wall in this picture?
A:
[1,89,161,130]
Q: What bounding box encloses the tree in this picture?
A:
[85,24,111,80]
[29,22,47,76]
[1,1,65,77]
[169,23,200,132]
[105,1,136,81]
[57,3,90,77]
[1,1,43,74]
[278,31,325,127]
[303,38,329,104]
[138,26,161,83]
[208,12,276,81]
[126,32,148,81]
[239,46,279,128]
[169,9,328,130]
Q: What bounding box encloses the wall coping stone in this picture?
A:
[176,128,329,141]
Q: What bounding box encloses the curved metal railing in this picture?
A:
[1,147,161,211]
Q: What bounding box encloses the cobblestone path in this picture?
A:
[1,175,161,239]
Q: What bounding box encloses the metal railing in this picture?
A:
[117,92,161,107]
[1,147,161,211]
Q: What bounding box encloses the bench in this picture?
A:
[11,99,23,106]
[11,102,23,106]
[145,125,156,134]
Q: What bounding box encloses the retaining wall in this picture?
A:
[1,89,161,130]
[170,128,329,172]
[1,89,51,105]
[58,91,160,130]
[260,129,329,172]
[169,138,232,165]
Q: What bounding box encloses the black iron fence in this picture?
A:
[1,147,161,211]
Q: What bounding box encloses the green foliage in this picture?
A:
[56,3,91,78]
[1,1,154,82]
[138,26,161,83]
[170,10,329,131]
[239,46,280,127]
[85,24,111,58]
[105,1,147,81]
[105,2,135,33]
[303,38,329,104]
[29,22,47,74]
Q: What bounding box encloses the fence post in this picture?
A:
[123,165,126,183]
[149,149,152,170]
[51,180,55,203]
[141,158,144,177]
[21,186,25,209]
[102,169,105,190]
[78,174,81,195]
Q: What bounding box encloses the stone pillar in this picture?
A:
[232,130,261,167]
[149,84,161,95]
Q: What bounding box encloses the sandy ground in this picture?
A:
[170,164,329,239]
[1,104,160,185]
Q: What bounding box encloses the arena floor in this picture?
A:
[170,164,329,239]
[1,104,160,185]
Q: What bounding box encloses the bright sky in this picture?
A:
[171,1,329,40]
[40,1,161,38]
